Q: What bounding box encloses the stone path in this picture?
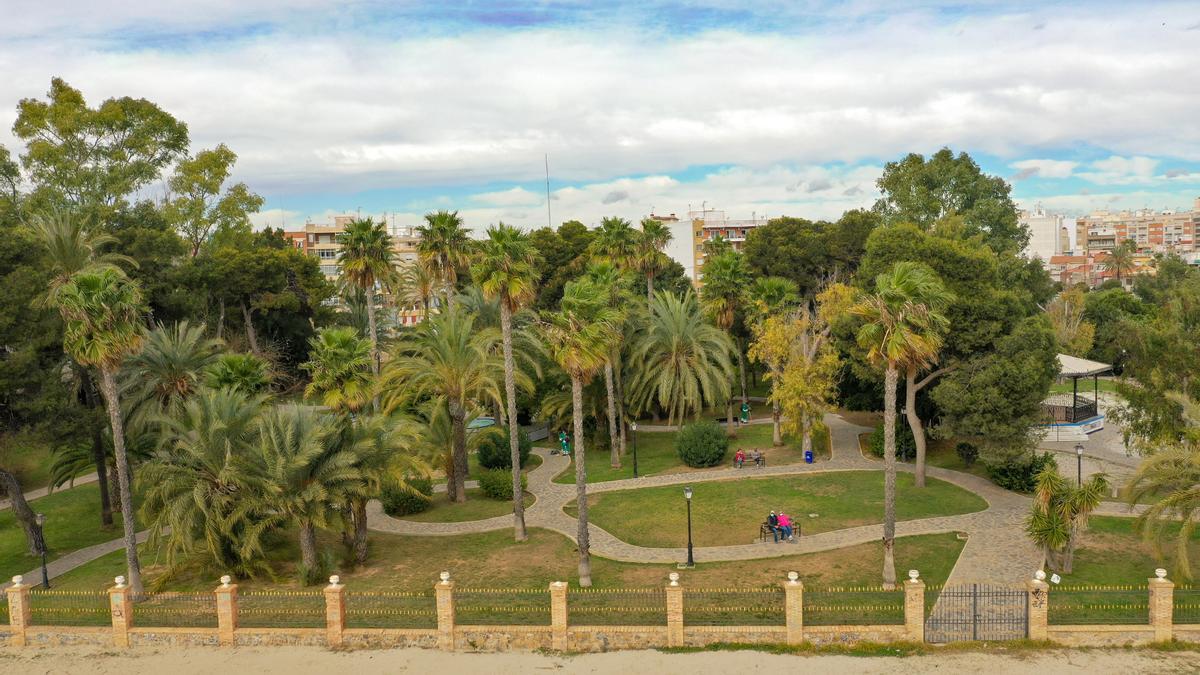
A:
[4,529,158,590]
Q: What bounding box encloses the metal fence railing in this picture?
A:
[345,590,437,629]
[28,589,110,626]
[454,588,551,626]
[1174,586,1200,624]
[130,592,218,628]
[1049,585,1148,625]
[682,587,785,626]
[569,588,666,626]
[238,591,326,628]
[804,586,905,626]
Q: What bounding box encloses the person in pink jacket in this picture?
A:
[777,512,793,541]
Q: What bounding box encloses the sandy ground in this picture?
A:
[1,646,1197,675]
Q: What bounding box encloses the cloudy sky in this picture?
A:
[3,0,1200,271]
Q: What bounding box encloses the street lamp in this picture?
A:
[1075,443,1084,486]
[683,486,695,568]
[35,512,49,588]
[631,422,639,478]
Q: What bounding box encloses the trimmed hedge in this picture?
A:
[675,420,730,468]
[985,452,1057,493]
[380,476,433,516]
[868,420,917,462]
[477,427,532,470]
[478,469,528,501]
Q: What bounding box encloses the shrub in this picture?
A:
[955,442,979,467]
[476,427,532,470]
[676,420,730,468]
[479,468,528,501]
[380,476,434,516]
[984,452,1057,493]
[868,420,917,462]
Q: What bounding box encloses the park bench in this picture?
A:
[734,452,767,469]
[757,519,801,543]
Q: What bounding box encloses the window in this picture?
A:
[320,265,339,276]
[318,249,338,259]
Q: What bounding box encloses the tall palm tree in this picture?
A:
[629,291,736,427]
[54,268,147,593]
[585,262,631,468]
[589,216,638,269]
[393,259,439,319]
[301,327,373,414]
[1126,446,1200,580]
[745,276,799,327]
[851,261,951,588]
[1106,239,1138,285]
[634,218,674,304]
[1027,467,1109,573]
[700,251,751,431]
[473,223,541,540]
[257,404,362,584]
[417,210,472,305]
[338,218,395,388]
[541,277,621,586]
[122,321,223,434]
[380,306,504,502]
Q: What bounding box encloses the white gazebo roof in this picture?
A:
[1057,353,1112,378]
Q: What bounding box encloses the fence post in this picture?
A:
[1027,571,1049,641]
[324,575,346,647]
[435,571,455,651]
[665,572,684,648]
[214,575,238,647]
[5,575,31,647]
[1148,568,1173,642]
[783,571,803,644]
[904,570,925,643]
[108,575,133,648]
[549,581,568,651]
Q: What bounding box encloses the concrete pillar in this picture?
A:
[549,581,568,651]
[108,576,133,648]
[5,575,31,647]
[783,571,804,645]
[214,575,238,647]
[435,571,455,651]
[665,572,684,648]
[1027,572,1050,641]
[903,570,925,643]
[324,575,346,647]
[1148,569,1174,642]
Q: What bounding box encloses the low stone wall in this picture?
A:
[342,628,439,650]
[26,627,109,646]
[801,624,908,645]
[1048,625,1157,646]
[1175,625,1200,643]
[130,627,220,647]
[234,628,325,647]
[567,625,670,652]
[684,625,786,647]
[455,625,553,651]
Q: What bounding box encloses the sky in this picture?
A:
[3,0,1200,273]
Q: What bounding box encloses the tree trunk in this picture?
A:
[615,353,627,456]
[572,375,592,587]
[802,422,813,457]
[241,301,259,354]
[882,364,898,589]
[604,361,620,468]
[352,499,370,565]
[1063,522,1078,574]
[216,298,226,341]
[0,468,45,557]
[726,398,736,437]
[80,368,113,528]
[299,520,318,582]
[646,273,654,306]
[500,303,527,541]
[449,401,468,503]
[98,368,143,595]
[737,340,748,405]
[906,368,928,488]
[366,286,380,412]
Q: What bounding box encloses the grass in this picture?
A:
[396,488,535,523]
[433,452,542,485]
[0,482,140,578]
[922,437,991,480]
[0,433,62,493]
[566,471,987,548]
[553,423,831,485]
[1061,515,1200,585]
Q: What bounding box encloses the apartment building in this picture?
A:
[1046,251,1156,288]
[1074,198,1200,254]
[688,209,767,286]
[1021,206,1072,260]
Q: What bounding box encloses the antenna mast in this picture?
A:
[545,154,552,229]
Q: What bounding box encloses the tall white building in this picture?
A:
[1021,206,1071,261]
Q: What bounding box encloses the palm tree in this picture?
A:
[206,352,272,394]
[1106,240,1138,286]
[851,261,951,588]
[393,259,439,319]
[541,277,621,586]
[629,291,736,427]
[1027,466,1109,573]
[585,262,631,468]
[700,251,751,432]
[257,404,362,584]
[122,321,223,434]
[473,223,541,540]
[1126,446,1200,580]
[301,327,373,414]
[633,218,674,303]
[338,218,395,390]
[589,216,638,268]
[745,276,799,327]
[53,268,147,593]
[417,210,472,305]
[380,306,504,502]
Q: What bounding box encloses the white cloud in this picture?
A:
[1010,159,1078,180]
[1076,155,1161,185]
[471,187,543,207]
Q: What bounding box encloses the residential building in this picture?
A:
[689,209,768,286]
[1045,251,1156,289]
[1074,197,1200,255]
[1021,205,1071,261]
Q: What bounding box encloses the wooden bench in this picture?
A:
[734,453,767,469]
[758,520,801,543]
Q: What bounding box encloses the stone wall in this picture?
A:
[567,625,670,652]
[684,625,787,647]
[1047,625,1157,647]
[802,624,908,645]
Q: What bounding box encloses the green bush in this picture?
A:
[955,442,979,467]
[478,468,528,501]
[675,420,730,468]
[476,427,532,470]
[380,476,434,516]
[868,420,917,461]
[984,452,1057,493]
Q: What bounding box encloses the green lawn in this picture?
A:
[0,482,139,577]
[0,434,63,493]
[434,452,542,485]
[553,424,831,485]
[1060,516,1200,585]
[397,488,535,523]
[567,471,987,548]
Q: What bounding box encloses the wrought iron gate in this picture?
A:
[925,584,1028,643]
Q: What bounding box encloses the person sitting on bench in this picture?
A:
[751,449,764,467]
[777,510,794,541]
[766,511,781,543]
[734,448,746,468]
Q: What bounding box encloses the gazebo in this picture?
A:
[1042,353,1111,429]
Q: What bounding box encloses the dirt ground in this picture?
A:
[2,645,1197,675]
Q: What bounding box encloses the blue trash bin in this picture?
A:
[804,449,814,464]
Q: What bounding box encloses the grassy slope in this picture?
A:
[1062,515,1200,585]
[0,482,139,577]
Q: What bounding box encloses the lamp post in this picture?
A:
[35,512,49,588]
[1075,443,1084,486]
[631,422,639,478]
[683,486,695,568]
